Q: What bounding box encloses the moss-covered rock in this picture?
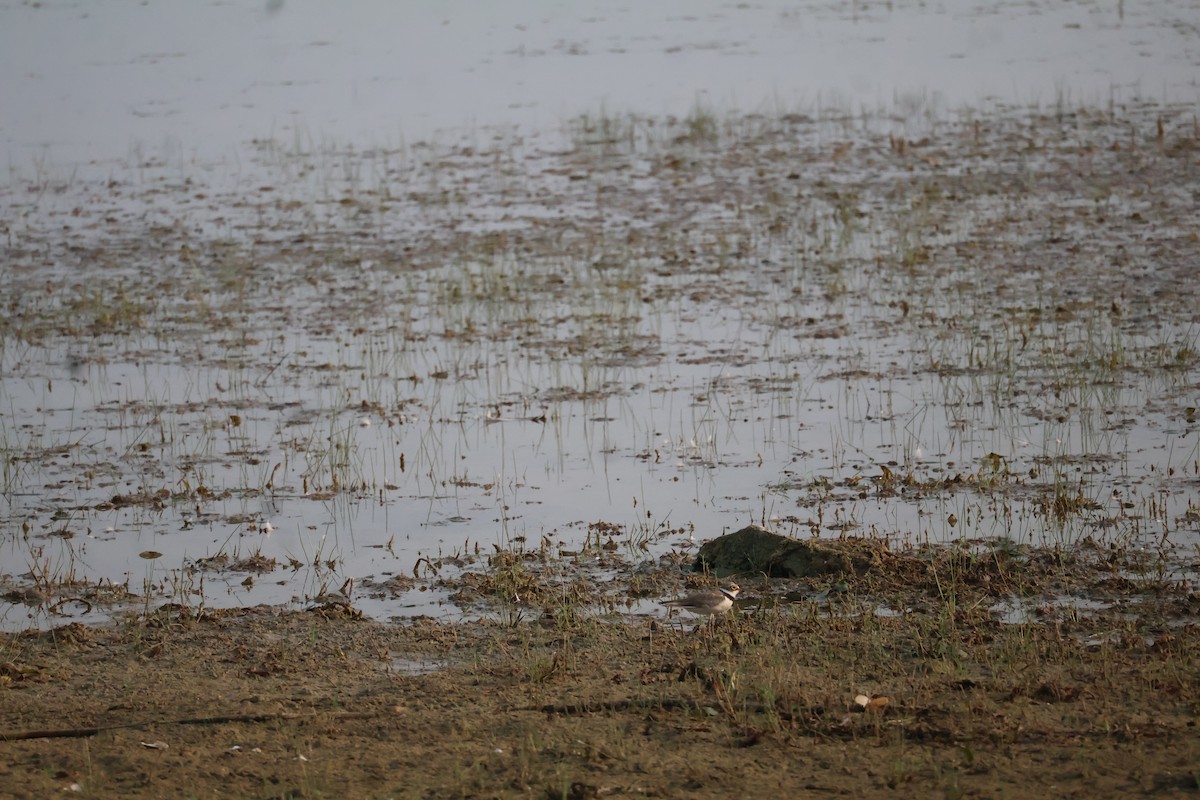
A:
[694,525,885,578]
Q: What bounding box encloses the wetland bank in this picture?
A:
[3,2,1200,791]
[2,97,1199,797]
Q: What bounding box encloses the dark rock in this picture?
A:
[693,525,884,578]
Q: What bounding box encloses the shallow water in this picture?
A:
[2,2,1198,631]
[4,0,1198,167]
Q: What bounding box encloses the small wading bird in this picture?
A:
[664,583,740,627]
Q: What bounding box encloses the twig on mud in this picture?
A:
[0,710,380,742]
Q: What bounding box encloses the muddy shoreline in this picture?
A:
[3,535,1198,799]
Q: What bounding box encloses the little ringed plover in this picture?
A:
[664,583,740,617]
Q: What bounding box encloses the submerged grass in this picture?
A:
[1,98,1199,628]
